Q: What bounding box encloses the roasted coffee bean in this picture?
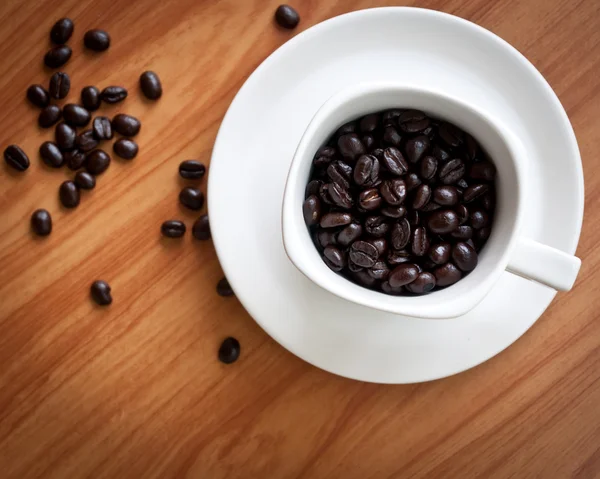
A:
[55,122,76,151]
[360,113,379,133]
[420,156,438,180]
[405,272,436,294]
[427,209,459,234]
[381,147,408,176]
[362,134,375,150]
[84,29,110,51]
[353,154,380,186]
[321,212,352,228]
[411,226,429,256]
[337,133,365,161]
[101,86,127,104]
[434,263,462,287]
[432,144,451,161]
[4,145,29,171]
[381,281,404,295]
[161,220,186,238]
[113,138,138,159]
[358,188,382,211]
[74,171,96,189]
[464,184,489,203]
[63,104,90,127]
[455,204,469,225]
[86,149,110,175]
[112,113,140,136]
[38,105,62,128]
[476,227,491,243]
[216,278,235,297]
[379,179,406,205]
[391,218,411,250]
[27,85,50,108]
[429,243,451,264]
[337,223,362,246]
[353,270,377,287]
[382,206,406,218]
[65,150,86,170]
[364,216,389,237]
[81,86,101,111]
[388,249,412,265]
[179,160,206,180]
[306,179,323,198]
[433,185,458,205]
[405,173,421,192]
[389,263,419,288]
[328,183,353,209]
[372,238,388,257]
[383,126,402,146]
[438,159,466,185]
[318,230,337,248]
[274,4,300,29]
[313,146,336,167]
[323,246,346,271]
[192,215,211,240]
[49,71,70,99]
[421,201,441,212]
[31,209,52,236]
[368,261,389,280]
[92,116,113,140]
[90,280,112,305]
[349,241,379,268]
[408,209,420,226]
[438,122,464,147]
[39,141,64,168]
[75,130,98,152]
[469,161,496,181]
[398,109,430,133]
[179,187,204,210]
[44,45,71,68]
[59,180,80,208]
[319,183,335,205]
[139,71,162,100]
[404,135,430,163]
[303,195,321,225]
[50,18,74,44]
[336,121,357,137]
[218,337,240,364]
[452,242,478,272]
[451,225,473,240]
[382,109,403,125]
[412,184,432,210]
[327,161,351,189]
[470,208,489,229]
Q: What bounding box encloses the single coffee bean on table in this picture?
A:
[274,5,300,29]
[85,149,111,175]
[38,105,62,128]
[59,180,80,208]
[303,108,497,295]
[44,45,72,68]
[50,18,74,44]
[55,122,76,151]
[100,86,127,104]
[49,71,70,99]
[113,138,138,159]
[112,114,140,136]
[218,337,240,364]
[92,116,113,140]
[39,141,64,168]
[90,280,112,306]
[139,71,162,100]
[74,171,96,190]
[216,278,234,297]
[75,130,99,152]
[179,187,204,210]
[4,145,30,171]
[84,29,110,51]
[65,149,86,170]
[192,215,210,240]
[27,85,50,108]
[31,209,52,236]
[63,104,91,127]
[178,160,206,179]
[81,86,101,111]
[161,220,186,238]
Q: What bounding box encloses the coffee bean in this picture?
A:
[452,242,478,272]
[179,187,204,210]
[455,204,469,225]
[434,263,462,287]
[408,209,420,226]
[321,212,352,228]
[112,113,140,136]
[429,243,451,264]
[218,337,240,363]
[328,183,353,209]
[75,130,98,152]
[349,241,379,268]
[421,201,441,212]
[427,209,459,234]
[388,249,412,265]
[306,179,323,198]
[39,141,64,168]
[353,154,380,186]
[84,29,110,51]
[65,150,86,170]
[59,180,79,208]
[469,161,496,181]
[27,85,50,108]
[358,188,382,211]
[113,138,138,159]
[432,144,451,161]
[381,281,404,295]
[372,238,388,257]
[337,133,365,161]
[391,218,411,250]
[63,104,91,127]
[74,171,96,190]
[411,226,429,256]
[4,145,29,171]
[412,184,432,210]
[438,122,464,147]
[85,149,111,175]
[362,134,375,150]
[433,186,458,205]
[368,260,389,280]
[317,230,337,248]
[337,223,362,246]
[274,4,300,29]
[216,278,235,297]
[161,220,186,238]
[379,179,406,206]
[323,246,346,271]
[92,116,113,140]
[470,208,489,229]
[360,113,379,133]
[179,160,206,179]
[327,161,351,189]
[405,172,422,192]
[49,71,70,99]
[389,263,419,288]
[192,215,210,240]
[139,71,163,100]
[381,147,408,176]
[398,110,430,133]
[336,121,357,137]
[81,86,101,111]
[405,272,437,294]
[364,216,389,237]
[100,86,127,104]
[44,45,71,68]
[38,105,62,128]
[404,135,430,163]
[303,195,321,225]
[382,206,406,218]
[438,159,465,185]
[420,156,438,180]
[451,225,473,240]
[55,122,76,151]
[91,280,112,305]
[50,18,74,44]
[464,184,489,203]
[31,209,52,236]
[383,126,402,146]
[476,227,491,243]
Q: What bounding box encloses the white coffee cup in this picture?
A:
[281,83,581,319]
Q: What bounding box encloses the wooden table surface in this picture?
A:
[1,0,599,477]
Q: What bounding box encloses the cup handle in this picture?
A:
[506,237,581,291]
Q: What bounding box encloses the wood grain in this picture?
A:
[1,0,599,477]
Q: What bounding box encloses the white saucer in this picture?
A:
[208,7,583,383]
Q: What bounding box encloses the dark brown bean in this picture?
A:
[38,105,62,128]
[192,215,211,240]
[337,133,365,161]
[382,206,406,218]
[63,104,90,127]
[359,113,379,133]
[434,263,462,287]
[387,249,412,265]
[391,218,411,250]
[328,182,353,209]
[4,145,29,171]
[379,179,406,206]
[420,156,438,180]
[55,122,76,151]
[389,263,419,288]
[218,336,240,362]
[364,216,389,237]
[179,187,204,210]
[429,243,451,264]
[381,147,408,176]
[113,138,138,159]
[383,126,402,146]
[451,225,473,240]
[139,71,163,99]
[438,159,466,185]
[85,149,111,175]
[317,230,337,248]
[353,154,380,186]
[74,171,96,190]
[349,241,379,268]
[50,18,74,44]
[101,86,127,104]
[161,220,186,238]
[433,186,458,205]
[39,141,64,168]
[412,184,432,210]
[381,281,404,295]
[405,173,422,192]
[91,280,112,305]
[398,110,430,133]
[112,114,140,136]
[75,130,98,152]
[27,85,50,108]
[427,209,459,234]
[59,180,80,208]
[216,279,235,297]
[31,209,52,236]
[452,242,478,272]
[92,116,113,140]
[326,161,351,189]
[274,4,300,29]
[411,226,429,256]
[470,208,489,229]
[405,272,436,294]
[438,122,464,147]
[49,71,70,99]
[323,246,346,271]
[320,212,352,228]
[44,45,71,68]
[358,188,381,211]
[303,195,321,226]
[81,86,101,111]
[179,160,206,179]
[368,261,389,280]
[404,135,430,163]
[84,29,110,51]
[337,223,362,246]
[464,184,489,203]
[65,150,86,170]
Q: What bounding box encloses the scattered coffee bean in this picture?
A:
[63,103,91,127]
[218,337,240,363]
[81,86,101,111]
[92,116,113,140]
[75,130,98,152]
[49,71,70,99]
[112,113,140,136]
[85,149,111,175]
[192,215,210,240]
[74,171,96,190]
[179,187,204,210]
[50,18,74,44]
[161,220,186,238]
[113,138,138,159]
[274,5,300,29]
[38,105,62,128]
[27,84,50,108]
[139,71,162,99]
[100,86,127,104]
[178,160,206,179]
[216,278,234,297]
[84,29,110,51]
[90,280,112,306]
[55,122,76,151]
[31,209,52,236]
[4,145,29,171]
[59,180,80,208]
[65,149,86,170]
[39,141,64,168]
[44,45,72,68]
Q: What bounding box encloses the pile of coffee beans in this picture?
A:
[303,109,496,295]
